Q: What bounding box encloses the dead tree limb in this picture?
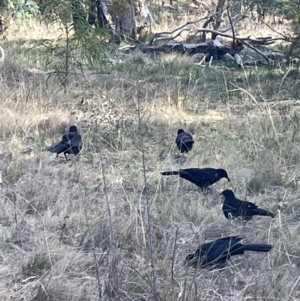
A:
[221,14,248,34]
[196,28,275,45]
[201,16,214,41]
[227,6,236,45]
[260,19,291,42]
[149,13,216,45]
[241,40,271,63]
[225,5,243,66]
[196,28,272,63]
[196,28,237,39]
[243,36,275,45]
[212,0,226,39]
[150,29,190,44]
[195,13,247,42]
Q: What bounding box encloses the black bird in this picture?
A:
[185,236,272,269]
[175,129,194,153]
[220,189,275,221]
[161,168,230,191]
[47,125,83,160]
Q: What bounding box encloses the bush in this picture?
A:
[3,0,39,20]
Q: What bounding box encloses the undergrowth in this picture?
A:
[0,17,300,301]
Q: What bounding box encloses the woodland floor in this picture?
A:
[0,7,300,301]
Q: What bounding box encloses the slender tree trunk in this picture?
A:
[89,0,155,42]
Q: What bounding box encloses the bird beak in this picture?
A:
[227,177,230,182]
[219,192,223,196]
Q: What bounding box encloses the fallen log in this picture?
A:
[140,38,244,61]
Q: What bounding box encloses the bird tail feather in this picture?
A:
[242,244,272,252]
[46,143,66,154]
[161,171,179,176]
[252,208,275,218]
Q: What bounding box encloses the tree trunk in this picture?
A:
[89,0,155,42]
[88,0,111,28]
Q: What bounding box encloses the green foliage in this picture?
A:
[22,252,51,277]
[242,0,300,55]
[242,0,284,18]
[2,0,39,20]
[38,0,110,92]
[283,0,300,31]
[281,0,300,54]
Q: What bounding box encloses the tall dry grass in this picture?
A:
[0,14,300,301]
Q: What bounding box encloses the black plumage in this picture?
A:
[185,235,272,269]
[161,168,230,191]
[220,189,275,221]
[175,129,194,153]
[47,125,83,160]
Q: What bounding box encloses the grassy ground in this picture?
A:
[1,12,300,301]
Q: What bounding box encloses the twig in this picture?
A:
[171,225,180,286]
[242,40,271,63]
[196,27,236,40]
[149,28,190,44]
[82,201,103,300]
[0,45,4,62]
[100,153,120,296]
[222,14,248,33]
[136,85,157,296]
[169,226,181,298]
[194,54,207,66]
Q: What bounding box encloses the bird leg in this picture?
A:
[228,213,234,224]
[203,187,212,196]
[64,153,70,161]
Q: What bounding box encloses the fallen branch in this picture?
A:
[196,27,279,46]
[243,36,275,45]
[241,40,271,63]
[195,28,273,63]
[191,13,248,42]
[196,27,238,39]
[260,19,291,42]
[149,28,190,45]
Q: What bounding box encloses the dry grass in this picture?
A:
[1,12,300,301]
